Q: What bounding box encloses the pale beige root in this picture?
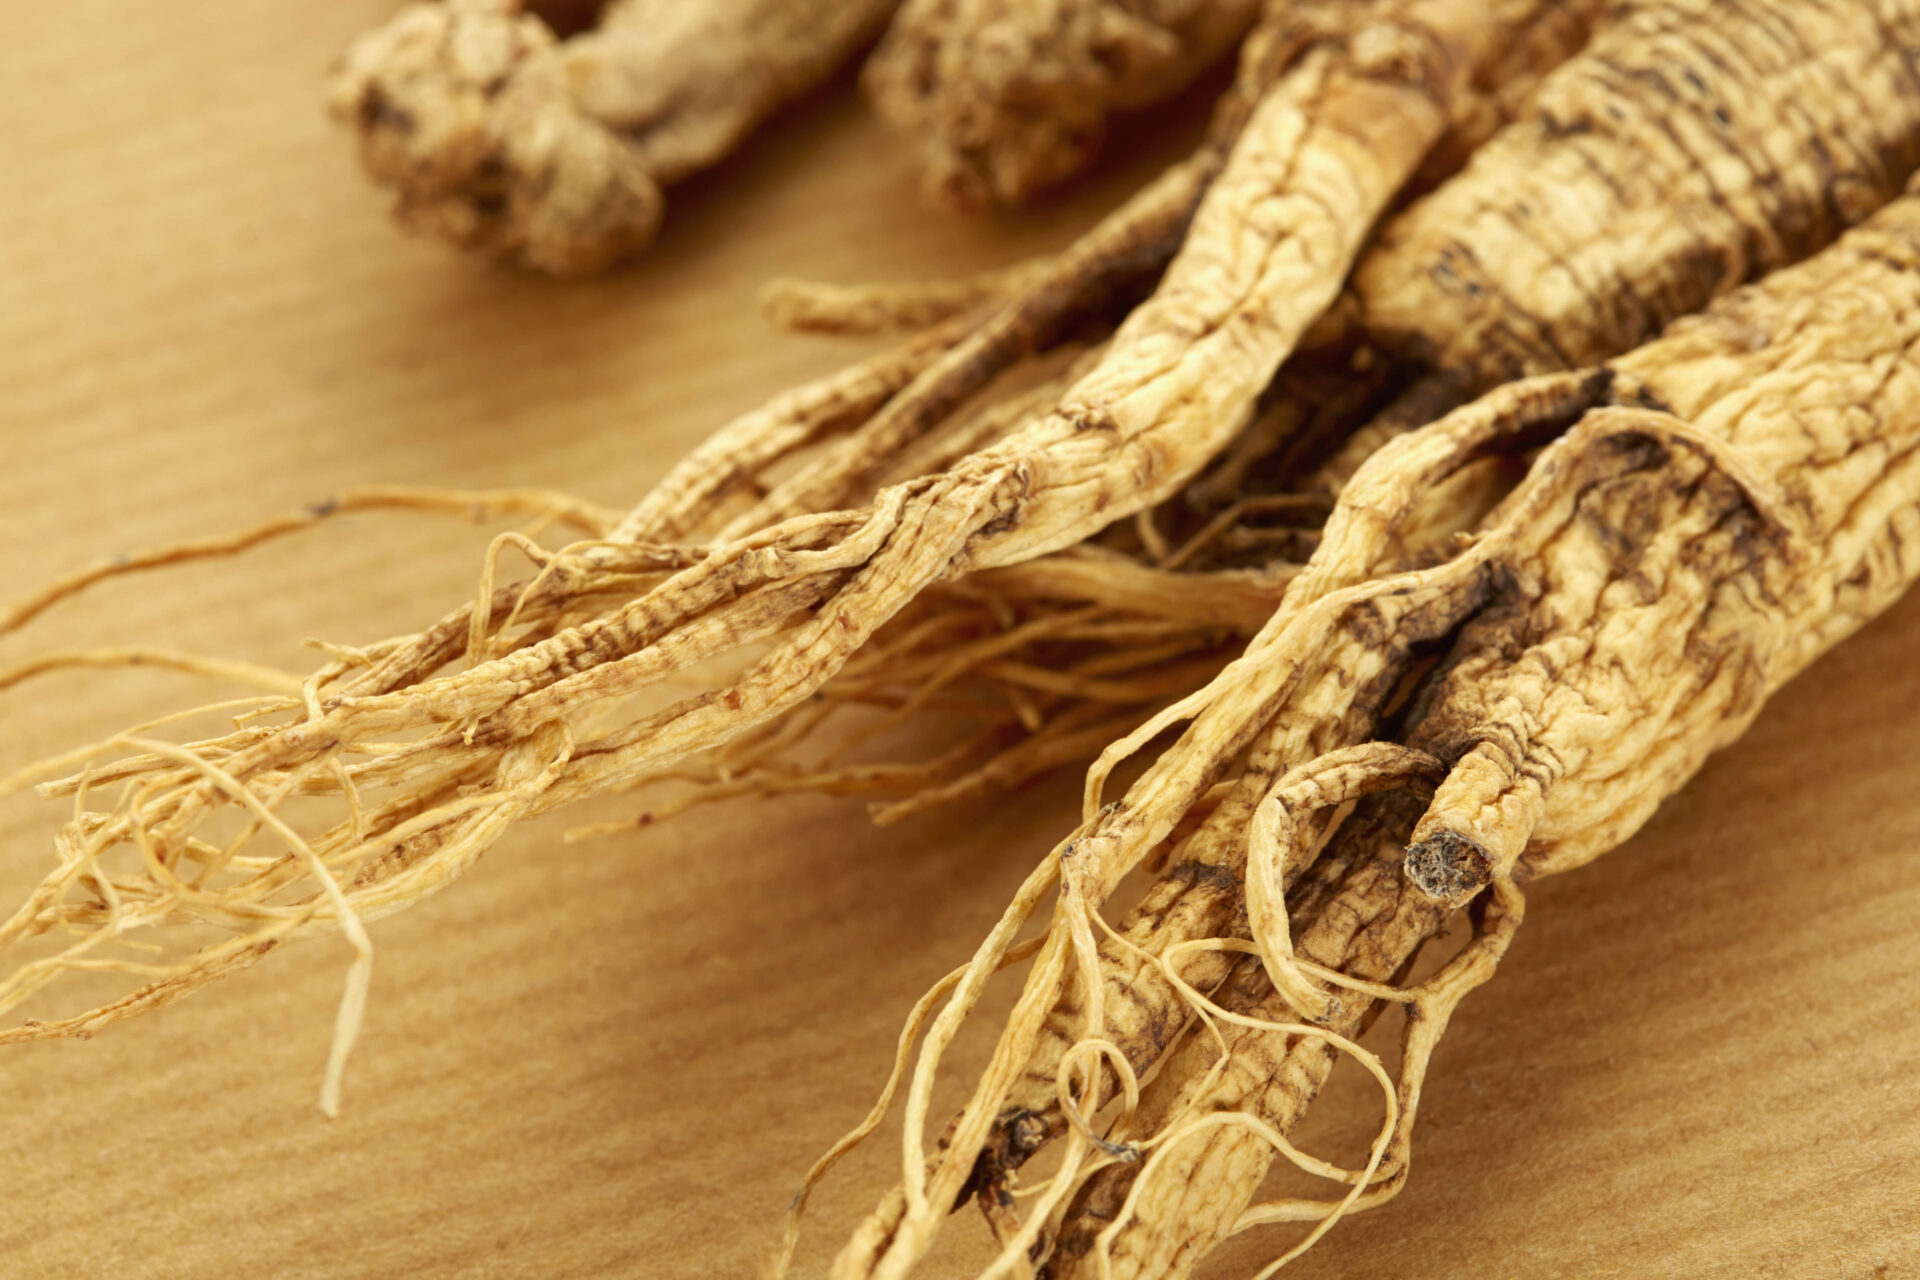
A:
[1039,792,1472,1280]
[815,389,1621,1278]
[821,0,1601,311]
[1357,0,1920,388]
[616,158,1206,553]
[754,0,1608,518]
[774,0,1606,500]
[563,554,1288,839]
[864,0,1263,210]
[620,47,1271,552]
[327,0,898,275]
[613,311,999,546]
[704,153,1223,542]
[997,190,1920,1279]
[599,342,1386,846]
[0,149,1195,1076]
[1398,0,1606,195]
[792,6,1639,1264]
[583,342,1387,842]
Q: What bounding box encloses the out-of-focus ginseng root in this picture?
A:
[863,0,1264,211]
[328,0,902,275]
[801,187,1920,1280]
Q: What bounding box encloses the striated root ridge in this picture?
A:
[1357,0,1920,387]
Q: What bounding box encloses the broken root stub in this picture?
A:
[1400,828,1490,903]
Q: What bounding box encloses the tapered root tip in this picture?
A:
[1404,828,1493,903]
[327,1,664,276]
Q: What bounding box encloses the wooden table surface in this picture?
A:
[3,5,1918,1278]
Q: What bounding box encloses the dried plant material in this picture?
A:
[806,188,1920,1280]
[759,260,1052,338]
[864,0,1263,210]
[560,549,1293,840]
[0,485,617,640]
[328,0,900,275]
[690,0,1617,822]
[0,0,1585,1116]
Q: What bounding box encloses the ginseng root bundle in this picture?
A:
[5,0,1920,1275]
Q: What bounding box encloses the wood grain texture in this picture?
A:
[0,4,1914,1278]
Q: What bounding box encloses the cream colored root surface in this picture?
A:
[865,0,1262,209]
[1357,0,1920,385]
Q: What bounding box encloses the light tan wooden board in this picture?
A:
[1,4,1915,1278]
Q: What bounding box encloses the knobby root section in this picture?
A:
[864,0,1263,210]
[328,0,901,274]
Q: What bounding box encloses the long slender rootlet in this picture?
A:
[795,185,1920,1280]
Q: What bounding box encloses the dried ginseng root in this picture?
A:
[863,0,1263,210]
[328,0,900,275]
[805,187,1920,1280]
[718,0,1920,852]
[0,0,1580,1113]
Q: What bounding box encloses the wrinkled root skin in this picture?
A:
[1044,793,1442,1279]
[1358,0,1920,387]
[823,2,1634,1272]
